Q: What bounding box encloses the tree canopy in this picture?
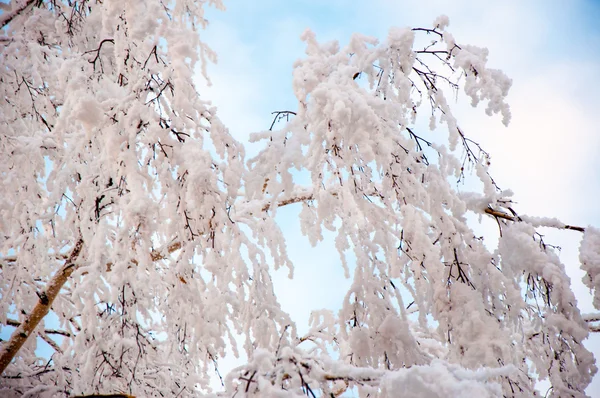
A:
[0,1,599,397]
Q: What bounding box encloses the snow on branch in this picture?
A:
[222,348,511,397]
[581,227,600,310]
[0,4,597,397]
[484,208,586,232]
[0,0,36,30]
[0,237,83,374]
[583,314,600,333]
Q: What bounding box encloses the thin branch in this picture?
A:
[583,313,600,323]
[39,333,62,354]
[484,208,585,232]
[84,38,115,71]
[411,27,443,38]
[0,0,36,30]
[4,319,64,353]
[2,240,181,272]
[261,193,314,212]
[4,319,72,337]
[269,110,296,131]
[583,313,600,332]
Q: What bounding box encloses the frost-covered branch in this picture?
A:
[222,348,513,397]
[484,208,586,232]
[0,0,37,30]
[583,314,600,333]
[1,3,597,397]
[4,318,72,337]
[3,319,66,354]
[0,238,83,374]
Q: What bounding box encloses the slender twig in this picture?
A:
[269,111,297,131]
[84,39,115,71]
[411,27,443,38]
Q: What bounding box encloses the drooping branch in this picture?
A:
[0,200,588,375]
[0,237,84,374]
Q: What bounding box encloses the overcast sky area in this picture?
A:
[196,0,600,394]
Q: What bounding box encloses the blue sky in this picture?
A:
[197,0,600,394]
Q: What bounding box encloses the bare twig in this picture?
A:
[84,38,115,71]
[269,110,297,131]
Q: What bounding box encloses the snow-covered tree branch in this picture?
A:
[0,1,598,397]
